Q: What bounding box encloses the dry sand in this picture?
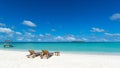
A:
[0,50,120,68]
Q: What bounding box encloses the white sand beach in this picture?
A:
[0,50,120,68]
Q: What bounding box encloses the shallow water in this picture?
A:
[0,42,120,54]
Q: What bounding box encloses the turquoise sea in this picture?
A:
[0,42,120,54]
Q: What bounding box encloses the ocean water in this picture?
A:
[0,42,120,54]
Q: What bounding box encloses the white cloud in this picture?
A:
[105,33,120,36]
[91,27,105,32]
[81,38,88,41]
[25,32,35,38]
[39,34,44,37]
[51,29,56,32]
[29,29,35,32]
[65,36,76,41]
[38,39,42,41]
[23,20,36,27]
[17,39,23,41]
[102,39,108,42]
[110,13,120,21]
[17,37,23,41]
[54,36,64,41]
[0,27,14,33]
[45,33,51,36]
[16,32,22,35]
[22,32,35,41]
[8,33,14,38]
[0,23,6,27]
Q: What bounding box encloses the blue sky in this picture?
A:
[0,0,120,42]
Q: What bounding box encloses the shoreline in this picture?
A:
[1,49,120,56]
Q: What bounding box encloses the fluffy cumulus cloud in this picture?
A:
[54,36,64,41]
[65,36,76,41]
[17,38,23,41]
[0,27,14,33]
[25,32,35,38]
[39,34,44,37]
[45,33,51,36]
[23,20,36,27]
[81,38,88,41]
[110,13,120,21]
[102,39,109,42]
[95,38,109,42]
[51,29,56,32]
[54,35,78,42]
[17,37,24,41]
[105,33,120,36]
[91,27,105,32]
[38,39,42,41]
[16,32,22,35]
[0,23,6,27]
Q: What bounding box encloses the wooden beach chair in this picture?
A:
[54,52,60,56]
[40,50,53,59]
[26,50,42,58]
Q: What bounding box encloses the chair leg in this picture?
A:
[27,55,30,58]
[47,55,49,59]
[32,54,36,58]
[40,55,43,59]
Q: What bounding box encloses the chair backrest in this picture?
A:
[29,50,35,55]
[42,50,49,55]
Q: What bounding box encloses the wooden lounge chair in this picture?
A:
[54,52,60,56]
[40,50,53,59]
[26,50,42,58]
